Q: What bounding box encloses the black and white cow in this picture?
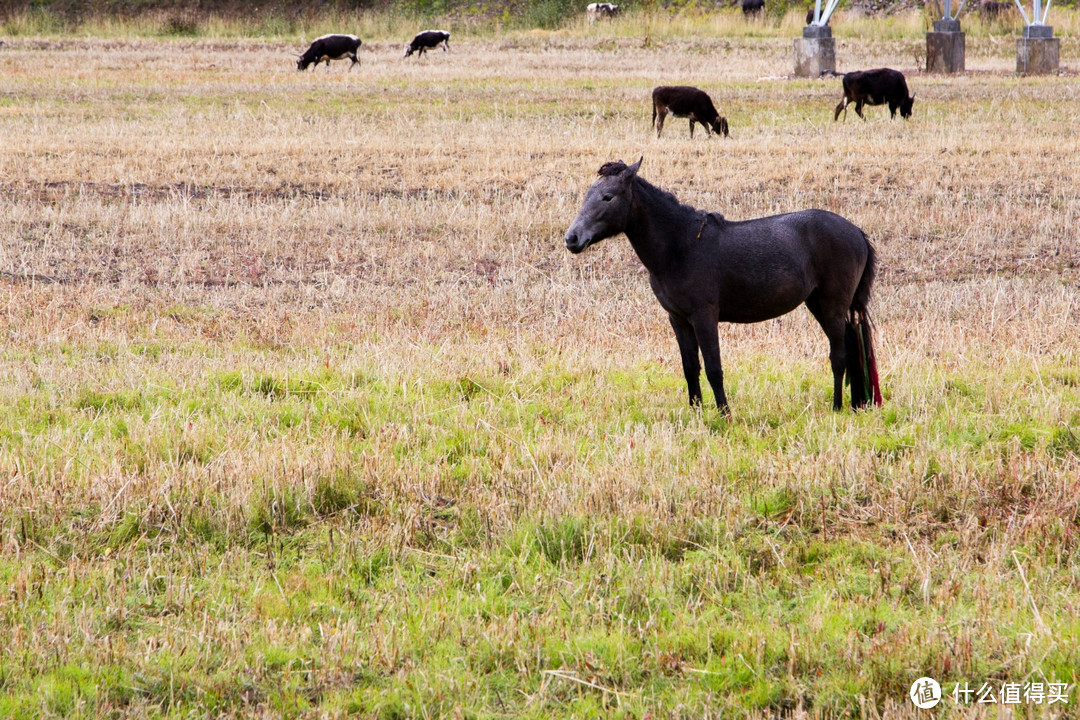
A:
[297,34,362,71]
[404,30,451,58]
[586,3,622,22]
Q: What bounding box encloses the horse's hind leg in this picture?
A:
[805,294,847,410]
[669,314,704,406]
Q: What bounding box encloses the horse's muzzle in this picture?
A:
[564,232,590,254]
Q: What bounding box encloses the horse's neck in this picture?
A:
[624,178,700,273]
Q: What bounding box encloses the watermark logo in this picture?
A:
[910,677,942,709]
[909,677,1072,708]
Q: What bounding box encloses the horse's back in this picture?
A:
[718,209,867,264]
[704,209,869,322]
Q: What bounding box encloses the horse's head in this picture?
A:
[564,157,641,254]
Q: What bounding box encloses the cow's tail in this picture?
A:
[845,235,882,409]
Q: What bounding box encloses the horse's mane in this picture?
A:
[597,161,719,225]
[597,161,628,177]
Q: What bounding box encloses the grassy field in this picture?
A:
[1,9,1079,718]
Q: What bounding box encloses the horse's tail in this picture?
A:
[846,235,882,408]
[851,235,876,316]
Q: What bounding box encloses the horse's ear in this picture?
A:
[626,156,643,176]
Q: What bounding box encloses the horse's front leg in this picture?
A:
[690,315,728,410]
[669,314,702,406]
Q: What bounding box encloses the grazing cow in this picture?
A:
[833,68,915,121]
[404,30,450,58]
[652,86,730,139]
[586,3,622,22]
[741,0,765,17]
[296,34,362,71]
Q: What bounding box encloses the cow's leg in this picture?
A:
[656,110,666,138]
[689,119,695,138]
[834,97,848,121]
[855,100,866,120]
[669,315,703,406]
[443,40,449,52]
[689,313,727,410]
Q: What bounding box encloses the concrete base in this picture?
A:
[1016,30,1059,75]
[794,27,835,78]
[926,30,965,73]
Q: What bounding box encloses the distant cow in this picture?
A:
[297,34,362,71]
[586,3,621,22]
[978,0,1014,21]
[741,0,765,17]
[652,86,730,139]
[805,5,830,24]
[404,30,450,58]
[833,68,915,121]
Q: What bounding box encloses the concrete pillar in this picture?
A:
[794,25,835,78]
[1016,25,1059,75]
[926,19,965,74]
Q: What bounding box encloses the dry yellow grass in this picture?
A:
[1,21,1079,718]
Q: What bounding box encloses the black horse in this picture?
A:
[564,158,882,411]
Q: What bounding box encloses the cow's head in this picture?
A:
[900,92,915,119]
[712,116,730,138]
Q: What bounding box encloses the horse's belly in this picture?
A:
[714,275,810,323]
[717,299,804,324]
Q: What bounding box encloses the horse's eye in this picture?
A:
[602,194,613,202]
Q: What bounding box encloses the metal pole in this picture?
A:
[1033,0,1042,23]
[1012,0,1031,25]
[818,0,841,24]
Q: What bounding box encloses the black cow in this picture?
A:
[979,0,1015,22]
[404,30,450,58]
[741,0,765,17]
[833,68,915,121]
[652,86,730,139]
[297,34,362,71]
[805,5,830,24]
